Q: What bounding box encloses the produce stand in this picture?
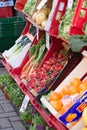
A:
[1,0,87,130]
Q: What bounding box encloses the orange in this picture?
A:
[69,86,79,95]
[60,85,70,96]
[59,106,66,115]
[59,105,71,115]
[82,80,87,85]
[79,83,87,93]
[70,78,82,87]
[50,100,63,112]
[49,91,61,101]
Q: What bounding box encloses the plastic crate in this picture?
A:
[0,7,13,18]
[0,16,25,52]
[0,18,25,37]
[69,0,87,36]
[0,16,25,32]
[14,0,27,11]
[45,0,68,37]
[0,36,18,52]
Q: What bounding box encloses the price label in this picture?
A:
[82,50,87,57]
[36,27,39,40]
[46,32,50,50]
[36,0,47,10]
[20,95,30,112]
[67,0,74,9]
[59,2,65,11]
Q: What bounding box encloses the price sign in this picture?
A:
[20,95,30,112]
[36,27,39,40]
[46,32,50,50]
[67,0,74,9]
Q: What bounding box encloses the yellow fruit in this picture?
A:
[82,107,87,126]
[81,128,87,130]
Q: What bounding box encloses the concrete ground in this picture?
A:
[0,66,26,130]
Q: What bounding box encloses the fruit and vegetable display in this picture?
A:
[20,35,47,80]
[2,0,87,130]
[47,77,87,114]
[27,48,67,93]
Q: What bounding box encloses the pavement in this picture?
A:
[0,67,27,130]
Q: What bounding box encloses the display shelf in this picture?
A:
[14,0,68,38]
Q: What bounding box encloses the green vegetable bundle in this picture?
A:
[29,35,47,64]
[58,0,78,41]
[23,0,37,15]
[70,34,87,52]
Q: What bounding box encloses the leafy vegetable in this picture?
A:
[20,35,47,80]
[23,0,37,15]
[70,34,87,52]
[82,1,87,8]
[29,35,46,61]
[58,0,78,41]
